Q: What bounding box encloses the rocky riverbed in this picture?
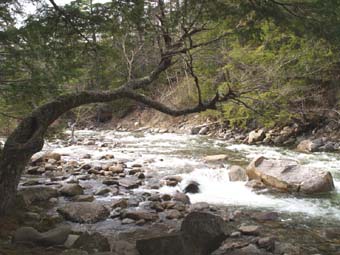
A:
[1,129,340,254]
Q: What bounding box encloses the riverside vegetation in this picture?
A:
[1,0,340,255]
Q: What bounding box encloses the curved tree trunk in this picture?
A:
[0,86,228,215]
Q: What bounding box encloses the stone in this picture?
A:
[183,181,200,194]
[109,165,124,174]
[31,152,61,165]
[59,184,84,197]
[246,156,335,194]
[102,178,119,186]
[228,165,247,182]
[189,202,210,212]
[190,126,201,135]
[122,218,135,224]
[72,195,95,202]
[111,240,139,255]
[60,249,88,255]
[173,192,190,204]
[165,209,182,219]
[123,210,158,221]
[198,126,209,135]
[252,211,279,221]
[296,139,324,153]
[18,186,59,205]
[112,199,129,209]
[64,234,80,248]
[257,236,275,252]
[13,226,71,246]
[95,187,112,196]
[73,232,110,252]
[119,178,141,189]
[248,129,265,144]
[161,194,172,201]
[238,225,259,235]
[181,212,228,254]
[245,179,266,190]
[203,154,228,162]
[57,202,109,223]
[22,180,43,186]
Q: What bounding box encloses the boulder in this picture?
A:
[246,156,335,194]
[203,154,228,162]
[296,139,324,153]
[183,181,200,194]
[18,186,59,205]
[173,192,191,204]
[248,129,265,144]
[57,202,110,223]
[228,165,247,182]
[119,178,141,189]
[13,226,71,246]
[123,210,158,221]
[59,184,84,197]
[73,232,110,252]
[198,126,209,135]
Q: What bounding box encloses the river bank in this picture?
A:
[1,130,340,254]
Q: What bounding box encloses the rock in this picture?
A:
[319,141,338,152]
[95,187,112,196]
[18,186,59,205]
[246,156,335,194]
[13,227,42,244]
[26,166,45,175]
[161,194,172,201]
[72,195,95,202]
[22,179,43,186]
[119,178,141,189]
[25,212,41,221]
[189,202,210,212]
[96,104,113,123]
[257,236,275,252]
[38,225,71,246]
[122,218,135,224]
[57,202,109,223]
[252,211,279,221]
[137,212,227,255]
[181,212,228,254]
[64,234,80,248]
[165,209,182,219]
[245,179,266,190]
[60,249,88,255]
[123,210,158,221]
[109,165,124,174]
[173,192,190,204]
[59,184,84,197]
[13,226,71,246]
[73,232,110,252]
[238,225,259,235]
[111,240,139,255]
[103,178,119,186]
[198,126,209,135]
[112,198,129,209]
[296,139,324,153]
[248,129,265,144]
[191,126,201,135]
[183,181,200,194]
[228,165,247,182]
[203,154,228,162]
[31,152,61,165]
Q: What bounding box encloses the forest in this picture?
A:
[1,0,340,254]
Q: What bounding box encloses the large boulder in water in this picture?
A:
[57,202,110,223]
[246,156,335,194]
[136,212,227,255]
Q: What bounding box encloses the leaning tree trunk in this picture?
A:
[0,89,124,215]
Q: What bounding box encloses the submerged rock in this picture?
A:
[228,165,247,182]
[57,202,109,223]
[246,156,335,194]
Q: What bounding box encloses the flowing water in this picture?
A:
[46,130,340,224]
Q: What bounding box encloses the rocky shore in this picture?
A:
[0,129,339,255]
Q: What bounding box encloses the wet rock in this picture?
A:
[123,210,159,221]
[161,194,172,201]
[73,232,110,252]
[231,244,268,255]
[189,202,210,212]
[95,187,112,196]
[173,192,190,204]
[18,186,59,205]
[257,236,275,252]
[228,165,247,182]
[22,180,43,186]
[246,156,335,194]
[109,165,124,174]
[102,178,119,186]
[31,152,61,165]
[129,168,142,175]
[150,201,164,212]
[57,202,109,223]
[252,211,279,222]
[183,181,200,194]
[165,209,182,219]
[59,184,84,197]
[112,198,129,209]
[203,154,228,162]
[25,212,41,221]
[111,240,139,255]
[64,234,80,248]
[191,126,201,135]
[198,126,209,135]
[248,129,265,144]
[296,139,324,153]
[61,249,88,255]
[245,180,266,190]
[238,225,259,236]
[122,218,135,224]
[72,194,95,202]
[26,166,45,175]
[119,177,141,189]
[164,176,182,186]
[13,226,71,246]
